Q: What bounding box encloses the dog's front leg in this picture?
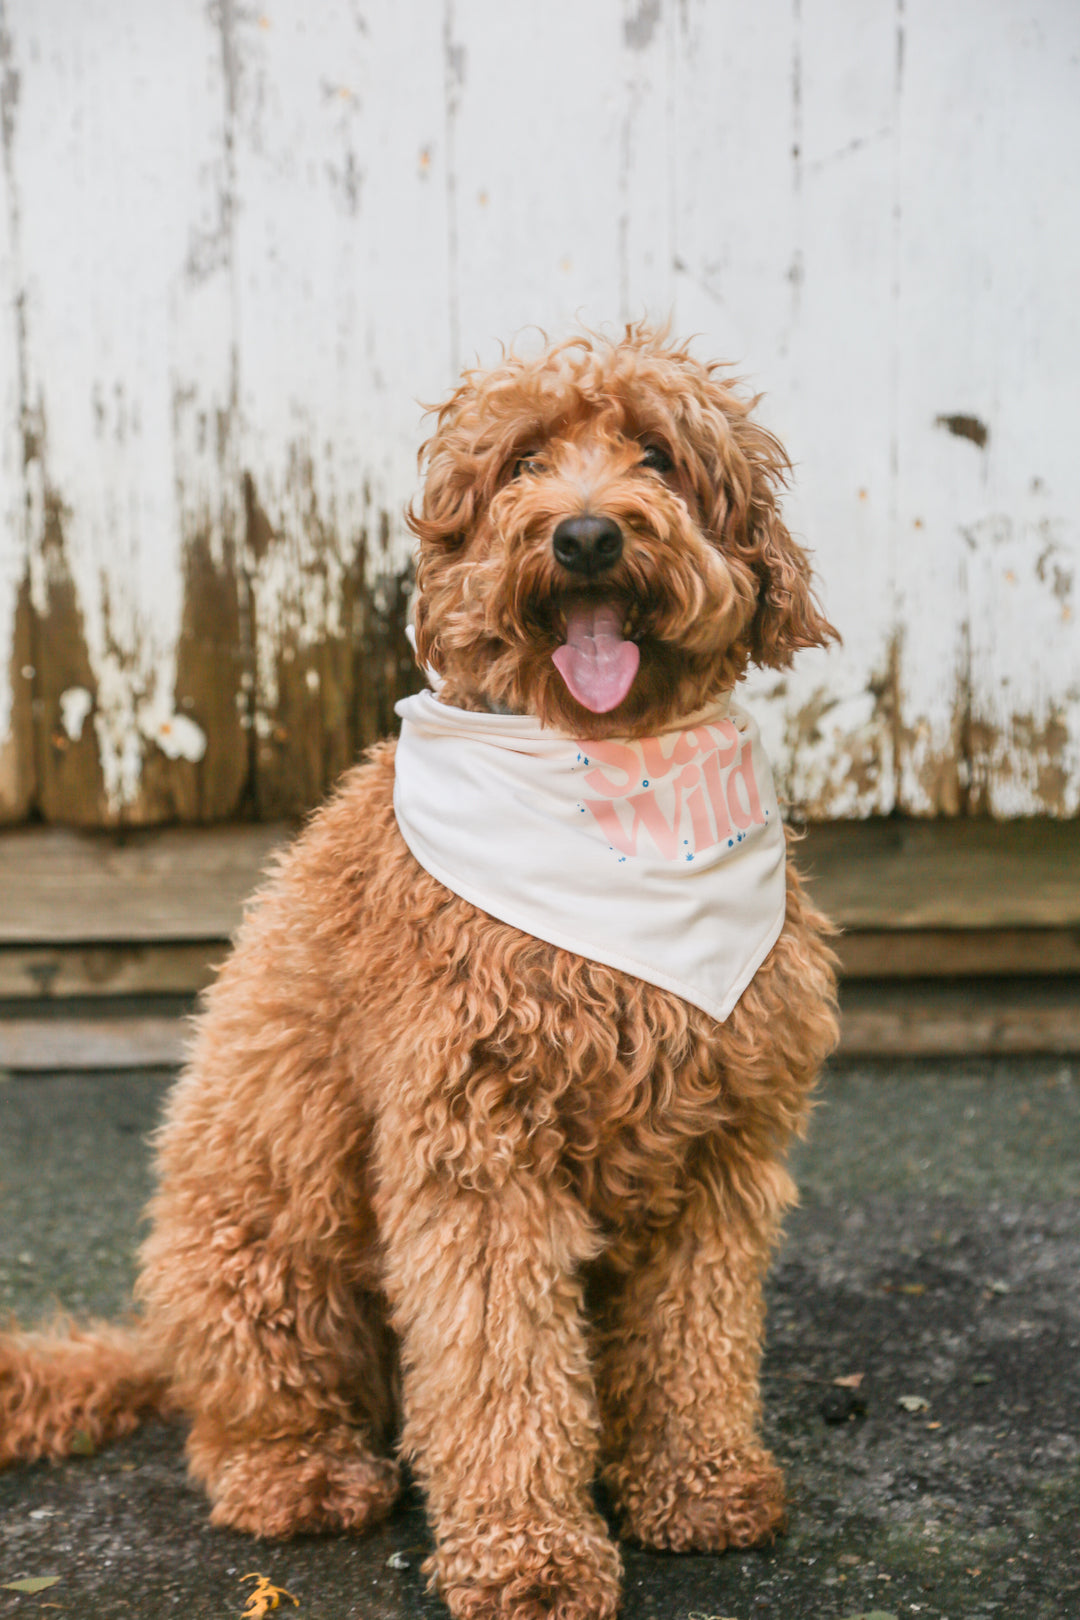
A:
[597,1161,792,1553]
[374,1106,621,1620]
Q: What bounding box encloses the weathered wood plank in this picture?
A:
[0,24,33,823]
[4,928,1078,1002]
[677,0,900,818]
[3,819,1080,950]
[0,0,250,826]
[797,819,1080,930]
[450,1,671,348]
[4,981,1077,1072]
[0,1016,187,1071]
[0,942,226,999]
[0,825,287,943]
[835,929,1080,981]
[892,0,1080,815]
[840,980,1080,1058]
[227,1,443,816]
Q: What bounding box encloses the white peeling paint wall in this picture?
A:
[0,0,1077,824]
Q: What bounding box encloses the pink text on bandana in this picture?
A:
[578,720,766,862]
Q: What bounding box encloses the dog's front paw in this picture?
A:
[607,1448,787,1553]
[430,1507,622,1620]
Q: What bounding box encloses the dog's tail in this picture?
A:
[0,1319,170,1468]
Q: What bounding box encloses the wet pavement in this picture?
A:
[1,1056,1078,1619]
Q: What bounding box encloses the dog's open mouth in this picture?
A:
[551,599,640,714]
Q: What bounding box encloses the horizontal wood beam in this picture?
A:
[0,1017,186,1070]
[3,928,1080,1002]
[835,928,1080,979]
[0,943,226,999]
[0,825,289,943]
[4,980,1079,1070]
[3,819,1080,948]
[797,818,1080,930]
[839,980,1080,1058]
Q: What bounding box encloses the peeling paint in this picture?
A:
[140,707,207,764]
[58,685,92,742]
[241,454,421,819]
[774,644,896,821]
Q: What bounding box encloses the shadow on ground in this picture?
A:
[1,1058,1078,1619]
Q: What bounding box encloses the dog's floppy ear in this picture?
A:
[406,408,483,675]
[700,391,838,669]
[406,438,478,556]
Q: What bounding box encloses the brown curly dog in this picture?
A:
[1,327,839,1620]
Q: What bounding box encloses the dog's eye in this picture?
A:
[639,443,673,474]
[512,454,543,479]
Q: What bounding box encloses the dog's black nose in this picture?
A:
[552,515,624,576]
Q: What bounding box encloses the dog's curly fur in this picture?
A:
[1,327,839,1620]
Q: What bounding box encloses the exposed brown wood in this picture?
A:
[839,979,1080,1057]
[247,469,422,821]
[28,495,108,825]
[0,573,37,823]
[136,531,252,822]
[0,825,288,943]
[0,1016,186,1071]
[796,818,1080,929]
[0,943,225,999]
[835,927,1080,979]
[353,553,425,759]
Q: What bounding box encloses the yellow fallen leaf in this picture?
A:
[241,1573,299,1616]
[1,1578,62,1594]
[833,1372,865,1388]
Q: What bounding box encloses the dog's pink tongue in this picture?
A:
[552,602,640,714]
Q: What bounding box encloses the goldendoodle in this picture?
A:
[1,327,839,1620]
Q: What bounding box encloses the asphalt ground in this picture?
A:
[1,1056,1077,1620]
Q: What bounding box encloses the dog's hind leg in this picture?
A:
[187,1418,400,1540]
[138,1212,401,1539]
[596,1162,793,1553]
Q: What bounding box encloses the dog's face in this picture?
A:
[409,328,835,738]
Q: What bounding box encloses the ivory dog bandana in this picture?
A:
[393,691,785,1022]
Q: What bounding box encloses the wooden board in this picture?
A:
[0,1017,187,1071]
[0,825,287,943]
[836,928,1080,981]
[797,819,1080,930]
[3,928,1080,1001]
[840,980,1080,1059]
[4,983,1077,1071]
[0,943,226,1000]
[2,820,1080,949]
